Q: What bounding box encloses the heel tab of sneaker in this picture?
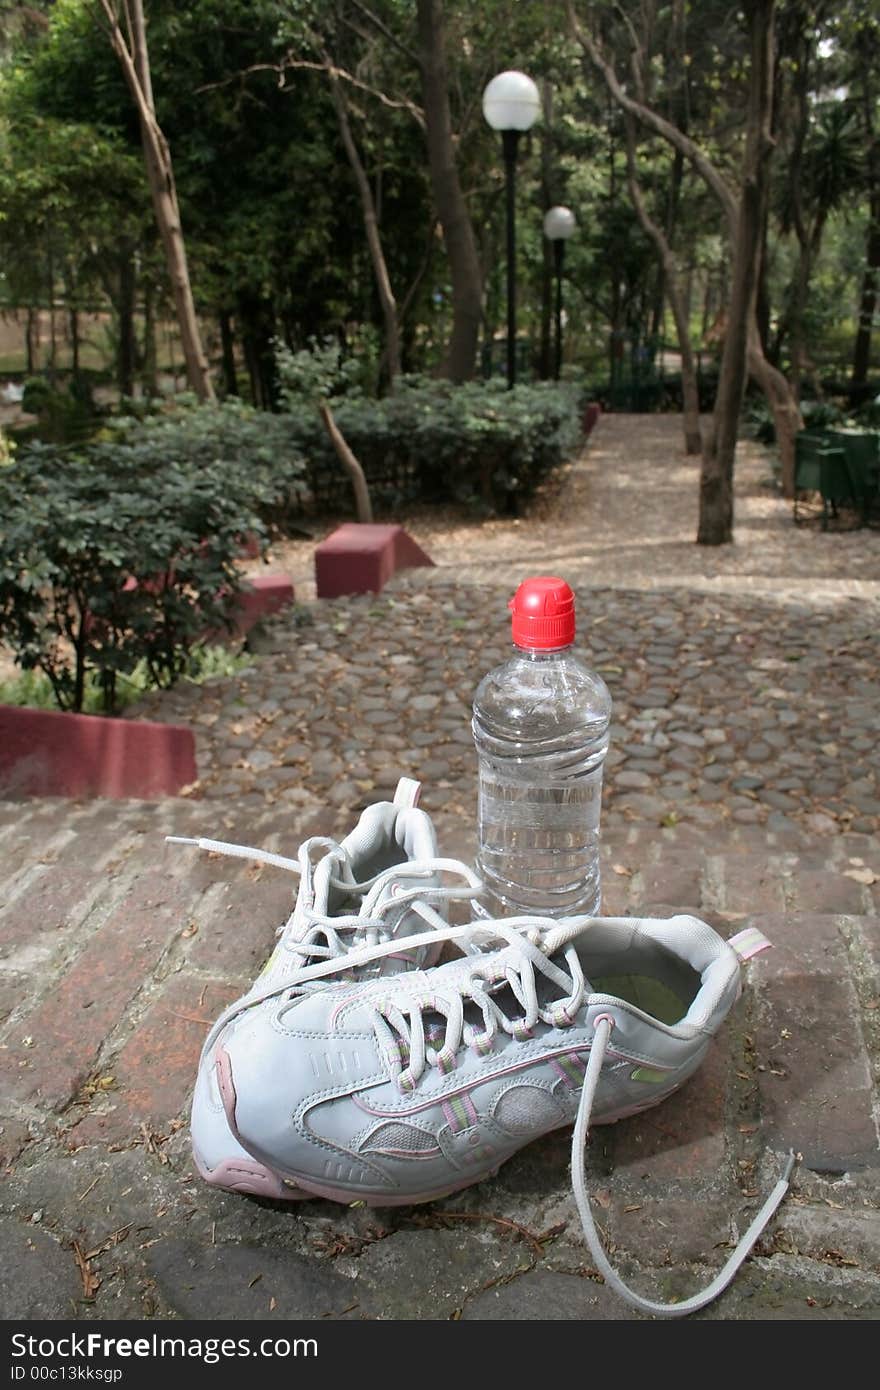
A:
[727,926,773,963]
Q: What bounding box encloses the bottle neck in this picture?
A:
[512,643,574,661]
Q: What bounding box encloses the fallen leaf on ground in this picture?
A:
[844,867,877,885]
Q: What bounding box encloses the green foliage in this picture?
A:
[20,374,98,442]
[854,393,880,427]
[105,378,580,520]
[800,399,851,432]
[0,436,271,714]
[743,394,853,445]
[1,0,876,412]
[278,376,583,513]
[106,397,311,528]
[275,338,366,407]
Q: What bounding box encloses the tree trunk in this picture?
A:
[326,63,401,388]
[25,307,37,374]
[69,307,80,378]
[755,215,772,357]
[569,0,801,523]
[783,26,812,402]
[747,331,802,494]
[416,0,483,382]
[117,252,137,397]
[219,309,238,397]
[623,114,701,453]
[698,0,776,544]
[46,229,57,384]
[237,291,276,409]
[850,36,878,390]
[319,401,374,524]
[851,189,880,388]
[538,80,554,381]
[99,0,215,403]
[141,278,159,396]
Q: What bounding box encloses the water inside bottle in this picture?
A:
[476,764,604,916]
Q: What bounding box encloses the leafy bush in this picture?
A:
[800,399,849,431]
[742,394,850,445]
[106,397,311,529]
[20,375,98,444]
[854,393,880,428]
[275,339,365,405]
[0,441,270,714]
[98,370,581,531]
[274,359,583,514]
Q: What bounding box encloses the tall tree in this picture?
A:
[95,0,215,401]
[325,59,402,384]
[569,0,803,540]
[848,5,880,389]
[416,0,483,381]
[772,6,863,398]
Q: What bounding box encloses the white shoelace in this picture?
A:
[196,915,794,1319]
[167,832,484,1060]
[372,927,586,1088]
[572,1016,797,1318]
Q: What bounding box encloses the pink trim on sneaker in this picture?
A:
[192,1144,306,1201]
[209,1045,307,1201]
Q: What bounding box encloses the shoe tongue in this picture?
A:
[308,854,335,917]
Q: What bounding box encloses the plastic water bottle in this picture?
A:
[472,576,612,918]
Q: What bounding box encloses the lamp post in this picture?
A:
[543,205,576,380]
[482,70,540,388]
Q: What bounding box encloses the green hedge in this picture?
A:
[111,381,583,520]
[284,378,583,514]
[106,398,311,528]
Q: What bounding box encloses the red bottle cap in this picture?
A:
[508,575,576,650]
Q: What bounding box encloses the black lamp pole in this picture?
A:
[543,205,575,382]
[553,237,565,381]
[502,128,521,390]
[484,73,539,390]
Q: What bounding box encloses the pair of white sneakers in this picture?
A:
[173,779,794,1318]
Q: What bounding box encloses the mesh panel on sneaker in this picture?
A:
[361,1122,439,1155]
[493,1085,564,1136]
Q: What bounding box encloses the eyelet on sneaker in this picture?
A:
[592,1012,615,1032]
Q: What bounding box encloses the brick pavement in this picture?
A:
[1,793,878,1321]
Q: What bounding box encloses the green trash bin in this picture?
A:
[826,430,880,525]
[793,430,851,529]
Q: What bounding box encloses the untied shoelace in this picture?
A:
[166,845,796,1318]
[208,914,796,1318]
[167,831,484,1062]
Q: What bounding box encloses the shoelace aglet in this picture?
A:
[166,835,200,846]
[781,1149,798,1183]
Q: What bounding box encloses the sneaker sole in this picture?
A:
[216,1044,689,1209]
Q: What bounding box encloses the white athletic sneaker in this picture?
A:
[209,910,794,1316]
[170,779,480,1200]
